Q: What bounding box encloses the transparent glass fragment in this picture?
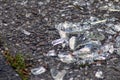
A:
[90,19,107,25]
[50,13,120,65]
[115,36,120,47]
[87,32,105,40]
[52,38,68,46]
[55,22,90,34]
[18,27,31,35]
[58,52,76,64]
[116,48,120,55]
[50,68,67,80]
[31,66,46,75]
[95,70,104,79]
[101,44,114,53]
[93,52,109,61]
[46,50,56,57]
[69,36,77,50]
[112,24,120,32]
[58,30,68,39]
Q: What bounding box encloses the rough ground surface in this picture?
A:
[0,0,120,80]
[0,52,21,80]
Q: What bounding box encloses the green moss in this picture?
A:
[12,53,26,69]
[3,51,29,80]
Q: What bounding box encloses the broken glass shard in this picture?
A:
[101,44,114,53]
[105,28,116,34]
[73,0,86,6]
[69,36,77,50]
[52,38,68,46]
[93,52,109,61]
[73,40,101,60]
[72,45,94,61]
[116,48,120,55]
[80,46,91,53]
[18,27,31,35]
[58,52,76,64]
[85,40,101,49]
[87,31,105,40]
[89,16,98,22]
[112,24,120,32]
[49,14,120,66]
[50,68,67,80]
[55,22,90,34]
[90,19,107,25]
[31,66,46,75]
[22,30,31,35]
[95,70,104,79]
[58,30,68,39]
[23,30,30,35]
[108,8,120,12]
[46,50,57,57]
[115,36,120,47]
